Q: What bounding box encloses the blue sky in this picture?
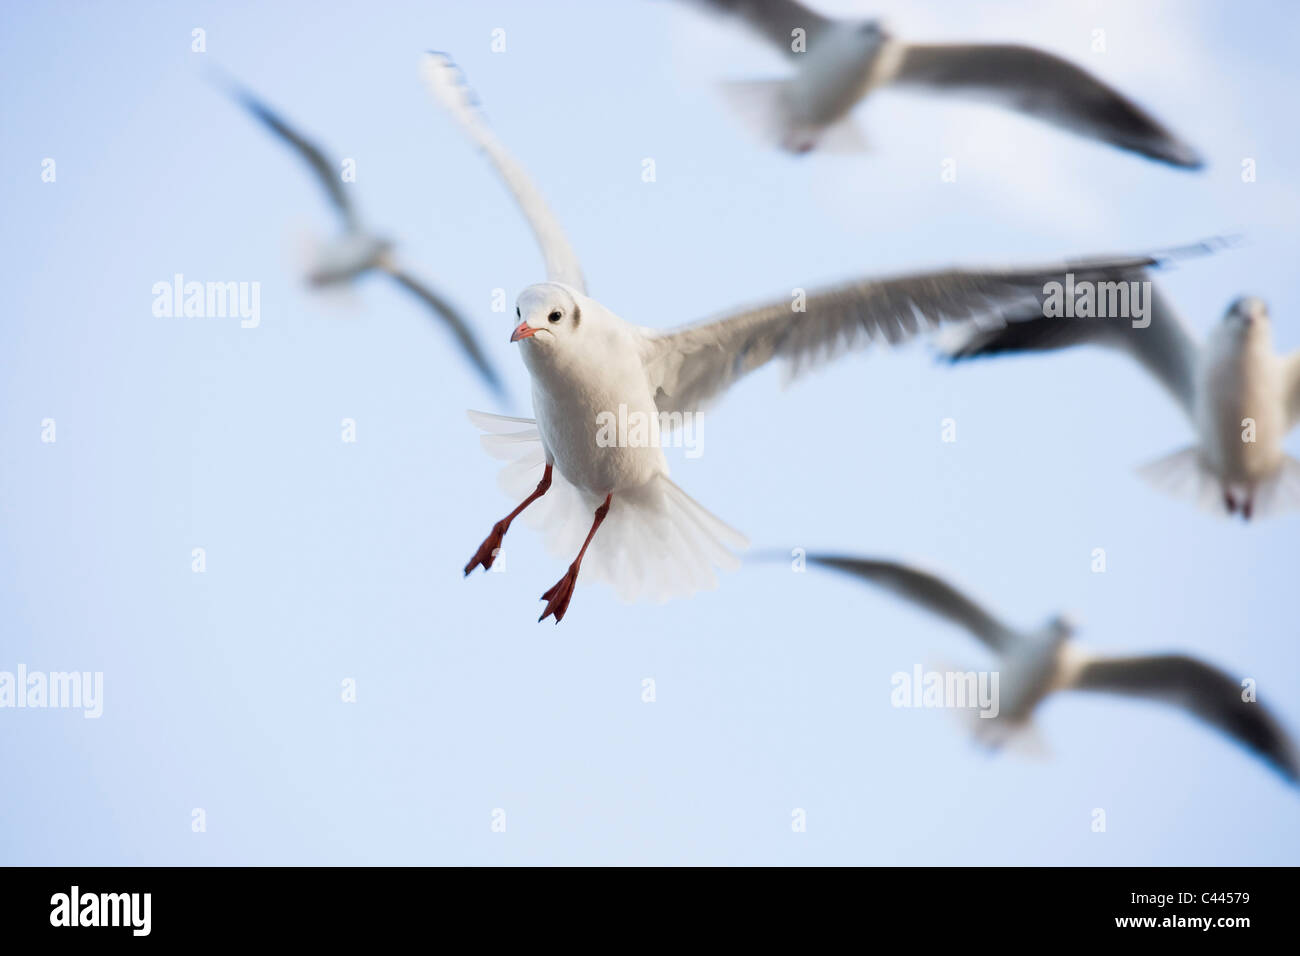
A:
[1,0,1298,864]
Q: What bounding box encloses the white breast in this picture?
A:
[524,320,669,498]
[786,28,892,127]
[1195,334,1286,482]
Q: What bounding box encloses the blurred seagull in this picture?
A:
[802,553,1300,784]
[678,0,1203,165]
[422,51,1213,624]
[219,78,504,396]
[942,291,1300,519]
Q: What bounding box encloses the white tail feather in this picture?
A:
[717,78,816,154]
[1137,445,1228,515]
[817,115,870,155]
[718,79,789,146]
[1250,455,1300,517]
[718,78,867,155]
[1138,446,1300,518]
[467,410,748,603]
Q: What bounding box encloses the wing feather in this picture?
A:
[891,43,1202,168]
[942,282,1202,417]
[382,266,505,397]
[805,554,1018,652]
[679,0,836,57]
[420,52,586,293]
[225,83,358,230]
[1073,654,1300,784]
[642,251,1177,416]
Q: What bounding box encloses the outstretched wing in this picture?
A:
[224,82,358,230]
[381,265,505,398]
[420,52,586,294]
[805,554,1019,653]
[1072,653,1300,784]
[941,281,1202,418]
[641,250,1179,417]
[678,0,837,58]
[890,43,1203,168]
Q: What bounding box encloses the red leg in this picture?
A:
[538,494,612,624]
[1224,491,1236,515]
[464,465,552,575]
[1242,495,1254,522]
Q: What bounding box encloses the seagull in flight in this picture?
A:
[942,290,1300,519]
[219,77,504,396]
[422,51,1213,624]
[677,0,1203,165]
[802,553,1300,785]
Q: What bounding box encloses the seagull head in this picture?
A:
[855,19,890,41]
[1045,612,1079,645]
[1218,296,1273,353]
[511,282,583,347]
[1225,295,1270,329]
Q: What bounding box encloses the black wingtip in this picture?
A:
[1148,142,1205,171]
[1164,140,1206,171]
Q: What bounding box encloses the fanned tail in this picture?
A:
[1250,455,1300,517]
[467,410,748,602]
[717,78,864,154]
[1137,446,1228,515]
[1137,446,1300,519]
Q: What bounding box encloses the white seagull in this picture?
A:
[220,78,504,395]
[678,0,1203,165]
[422,52,1211,623]
[803,553,1300,784]
[942,290,1300,519]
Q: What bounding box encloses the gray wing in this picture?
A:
[679,0,836,57]
[805,554,1018,653]
[942,281,1201,418]
[420,53,586,294]
[641,251,1172,417]
[889,43,1203,169]
[382,266,505,398]
[1072,654,1300,784]
[227,85,358,230]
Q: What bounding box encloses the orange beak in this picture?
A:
[510,321,537,342]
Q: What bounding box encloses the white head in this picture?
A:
[510,282,583,345]
[1217,296,1272,351]
[1044,612,1079,646]
[1225,295,1269,327]
[819,18,891,64]
[854,20,890,43]
[509,281,612,382]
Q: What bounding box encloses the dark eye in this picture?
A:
[548,311,562,323]
[516,307,521,318]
